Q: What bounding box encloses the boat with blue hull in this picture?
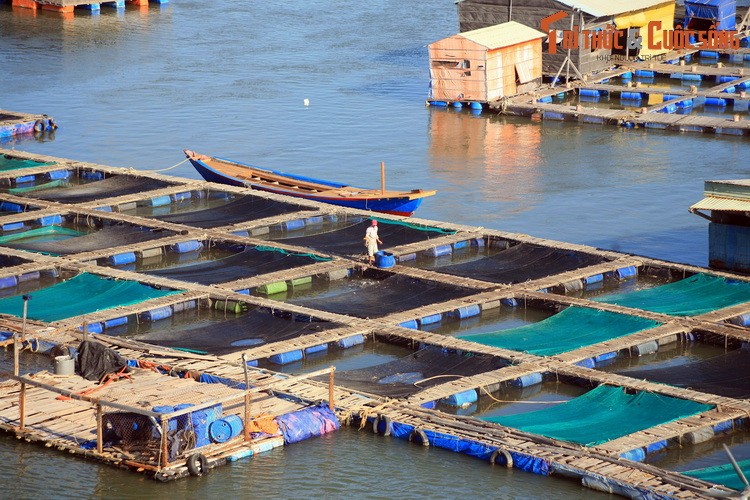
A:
[184,150,435,216]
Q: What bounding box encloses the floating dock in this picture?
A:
[488,48,750,137]
[0,110,56,139]
[0,148,749,497]
[7,0,165,15]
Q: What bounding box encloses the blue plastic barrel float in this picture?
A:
[152,405,177,437]
[580,89,600,97]
[634,70,655,78]
[705,97,727,107]
[209,415,244,443]
[620,92,643,101]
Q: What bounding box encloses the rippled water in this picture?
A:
[1,0,747,496]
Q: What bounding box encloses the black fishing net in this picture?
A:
[289,273,477,318]
[4,224,174,255]
[155,195,314,229]
[328,346,508,398]
[270,219,452,256]
[429,243,608,284]
[121,309,337,356]
[20,176,172,203]
[145,247,324,285]
[617,350,750,399]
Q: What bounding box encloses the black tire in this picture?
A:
[489,448,513,467]
[372,415,392,436]
[186,453,209,477]
[408,428,429,447]
[33,119,46,133]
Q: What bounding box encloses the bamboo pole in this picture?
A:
[242,354,251,441]
[19,382,25,430]
[161,418,169,468]
[328,366,336,411]
[13,334,19,377]
[96,404,103,453]
[380,162,385,195]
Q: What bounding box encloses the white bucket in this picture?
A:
[54,355,75,376]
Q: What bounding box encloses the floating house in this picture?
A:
[428,21,545,105]
[456,0,676,76]
[684,0,737,31]
[690,179,750,273]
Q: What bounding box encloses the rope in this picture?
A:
[413,374,568,404]
[127,158,189,174]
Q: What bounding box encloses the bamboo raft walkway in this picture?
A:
[491,47,750,136]
[0,148,750,496]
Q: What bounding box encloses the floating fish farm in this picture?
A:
[0,148,750,497]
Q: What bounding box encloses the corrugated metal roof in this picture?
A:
[460,21,546,49]
[690,197,750,212]
[556,0,672,17]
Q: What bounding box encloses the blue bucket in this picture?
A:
[209,415,243,443]
[374,251,395,269]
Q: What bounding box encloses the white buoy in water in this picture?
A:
[303,98,310,107]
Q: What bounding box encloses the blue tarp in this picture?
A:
[685,0,736,30]
[276,404,340,444]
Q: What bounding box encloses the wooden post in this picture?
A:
[13,332,19,377]
[160,417,169,468]
[242,354,251,441]
[82,320,88,343]
[19,382,25,430]
[380,162,385,195]
[328,366,336,411]
[21,295,29,342]
[96,404,103,453]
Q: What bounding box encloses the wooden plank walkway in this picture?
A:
[1,147,750,495]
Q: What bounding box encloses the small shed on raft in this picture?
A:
[684,0,736,31]
[428,21,546,104]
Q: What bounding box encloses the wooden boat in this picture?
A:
[184,150,436,216]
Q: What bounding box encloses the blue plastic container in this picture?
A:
[616,266,637,279]
[620,92,643,101]
[453,240,469,250]
[78,322,103,334]
[634,70,655,78]
[584,274,603,285]
[699,50,719,59]
[104,316,128,329]
[269,350,303,365]
[231,230,249,238]
[36,215,63,226]
[374,251,395,269]
[0,202,23,213]
[620,448,646,462]
[0,276,17,289]
[469,102,482,110]
[594,351,617,363]
[171,191,192,202]
[713,420,733,433]
[575,358,595,369]
[305,216,324,226]
[148,195,171,207]
[718,76,738,84]
[171,240,203,253]
[428,101,448,107]
[192,404,222,448]
[80,171,104,180]
[282,219,305,231]
[337,334,365,349]
[426,244,452,257]
[419,313,442,326]
[1,222,24,232]
[705,97,727,107]
[722,86,736,94]
[452,101,463,108]
[538,96,553,103]
[451,304,481,319]
[14,175,36,184]
[47,170,70,180]
[501,298,518,307]
[108,252,137,266]
[580,89,600,97]
[209,415,243,443]
[620,71,633,79]
[18,271,40,282]
[510,372,542,388]
[140,306,173,322]
[681,73,702,82]
[441,389,478,407]
[95,206,113,212]
[646,440,668,453]
[399,319,418,329]
[304,344,328,355]
[659,104,677,114]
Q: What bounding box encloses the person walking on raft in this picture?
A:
[364,219,383,265]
